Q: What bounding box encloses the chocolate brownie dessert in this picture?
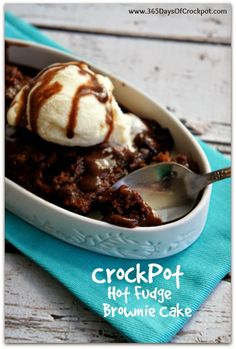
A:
[5,63,191,228]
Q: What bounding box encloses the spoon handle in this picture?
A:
[204,167,231,185]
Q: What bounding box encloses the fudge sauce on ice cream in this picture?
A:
[5,61,190,228]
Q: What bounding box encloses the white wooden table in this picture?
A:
[5,3,231,344]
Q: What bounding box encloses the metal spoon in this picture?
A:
[112,162,231,223]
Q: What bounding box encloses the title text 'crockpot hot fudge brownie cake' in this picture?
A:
[5,60,193,228]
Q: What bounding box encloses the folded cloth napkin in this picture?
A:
[5,12,231,343]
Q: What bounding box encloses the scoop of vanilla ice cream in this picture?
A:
[7,62,147,149]
[7,63,117,147]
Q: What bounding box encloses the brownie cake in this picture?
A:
[5,63,190,228]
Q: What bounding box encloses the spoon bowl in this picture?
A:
[112,162,231,223]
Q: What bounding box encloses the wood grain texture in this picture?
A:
[38,29,231,128]
[5,3,232,44]
[179,119,231,156]
[5,254,231,344]
[4,3,231,343]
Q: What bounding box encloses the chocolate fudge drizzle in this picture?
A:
[12,64,64,128]
[66,62,113,139]
[11,62,114,142]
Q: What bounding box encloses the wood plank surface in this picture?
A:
[4,3,231,344]
[5,3,232,44]
[39,29,231,127]
[5,254,231,344]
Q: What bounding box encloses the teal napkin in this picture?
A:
[5,12,231,343]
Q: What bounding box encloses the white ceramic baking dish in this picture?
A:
[5,38,211,259]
